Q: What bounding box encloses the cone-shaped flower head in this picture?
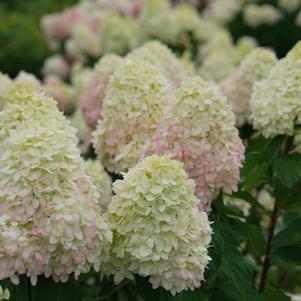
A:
[86,159,112,212]
[80,54,123,128]
[0,85,112,285]
[92,56,171,173]
[128,41,188,88]
[138,0,172,43]
[198,30,237,82]
[103,155,212,295]
[250,41,301,147]
[220,48,277,126]
[100,12,139,55]
[142,77,244,211]
[0,72,12,110]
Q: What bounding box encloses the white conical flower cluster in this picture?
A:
[93,55,171,173]
[103,155,212,295]
[250,41,301,147]
[0,85,112,285]
[220,48,277,126]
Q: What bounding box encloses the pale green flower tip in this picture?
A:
[94,54,123,76]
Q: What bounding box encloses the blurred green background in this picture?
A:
[0,0,76,78]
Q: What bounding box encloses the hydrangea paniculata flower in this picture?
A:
[220,48,277,126]
[44,75,76,115]
[0,286,9,301]
[92,56,171,173]
[250,41,301,146]
[0,85,112,285]
[243,4,282,28]
[80,54,123,128]
[128,40,189,88]
[142,77,244,211]
[86,160,112,212]
[100,12,139,55]
[103,155,212,295]
[42,55,70,79]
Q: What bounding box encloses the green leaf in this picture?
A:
[274,153,301,188]
[31,277,81,301]
[272,218,301,250]
[175,289,211,301]
[272,247,301,265]
[264,288,291,301]
[242,164,268,192]
[135,276,162,301]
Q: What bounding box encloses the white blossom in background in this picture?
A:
[250,41,301,148]
[42,55,70,79]
[220,48,277,126]
[0,85,112,285]
[103,155,212,295]
[278,0,301,12]
[203,0,243,24]
[100,12,139,55]
[296,10,301,26]
[243,4,282,28]
[72,24,101,58]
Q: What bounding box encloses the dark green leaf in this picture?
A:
[272,218,301,250]
[272,247,301,265]
[274,153,301,188]
[264,288,291,301]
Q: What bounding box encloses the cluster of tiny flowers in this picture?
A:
[0,286,9,301]
[243,4,282,28]
[100,12,139,56]
[138,0,205,46]
[250,41,301,147]
[92,56,171,173]
[0,72,12,109]
[0,85,112,285]
[198,30,255,83]
[142,77,244,211]
[42,55,70,79]
[85,160,112,212]
[80,54,123,128]
[128,41,190,88]
[103,155,212,295]
[220,48,277,126]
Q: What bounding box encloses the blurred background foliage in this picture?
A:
[0,0,300,78]
[0,0,76,78]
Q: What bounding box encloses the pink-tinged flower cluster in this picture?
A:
[80,55,123,128]
[0,85,112,285]
[142,77,244,211]
[40,0,143,52]
[92,56,171,174]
